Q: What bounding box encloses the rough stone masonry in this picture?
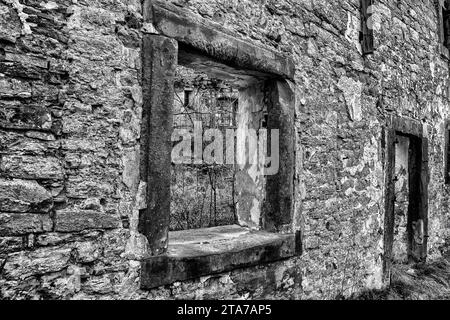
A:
[0,0,450,300]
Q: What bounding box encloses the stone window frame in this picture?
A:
[444,120,450,184]
[139,0,301,289]
[437,0,450,59]
[382,115,429,283]
[360,0,375,55]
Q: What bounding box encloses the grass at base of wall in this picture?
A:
[352,253,450,300]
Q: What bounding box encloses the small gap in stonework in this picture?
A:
[122,217,130,229]
[91,103,103,113]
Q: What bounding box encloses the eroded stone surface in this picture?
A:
[0,0,449,301]
[0,155,63,180]
[141,225,297,289]
[0,179,53,213]
[0,213,52,236]
[54,210,121,233]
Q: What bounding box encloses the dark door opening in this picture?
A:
[390,132,427,265]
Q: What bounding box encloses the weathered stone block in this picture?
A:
[264,80,295,231]
[0,236,24,253]
[140,225,297,289]
[2,247,72,280]
[25,131,56,141]
[69,34,124,67]
[0,77,32,98]
[337,76,363,122]
[0,4,21,43]
[73,241,101,263]
[35,231,103,247]
[0,130,59,155]
[81,274,115,295]
[81,198,102,211]
[0,179,53,213]
[0,105,52,131]
[122,146,140,191]
[0,155,64,180]
[65,177,114,199]
[54,210,120,232]
[61,138,105,152]
[140,34,177,255]
[0,213,53,236]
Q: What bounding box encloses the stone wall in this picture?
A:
[0,0,145,299]
[1,0,449,300]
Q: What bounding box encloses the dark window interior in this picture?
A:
[360,0,374,55]
[445,127,450,184]
[444,2,450,49]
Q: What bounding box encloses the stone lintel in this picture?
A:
[140,225,299,289]
[388,115,423,137]
[150,0,295,80]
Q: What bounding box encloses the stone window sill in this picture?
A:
[140,225,300,289]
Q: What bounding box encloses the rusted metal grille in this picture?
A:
[170,71,239,231]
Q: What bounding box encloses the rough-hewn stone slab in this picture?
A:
[0,179,53,213]
[388,115,423,137]
[264,80,295,231]
[139,34,177,255]
[150,0,295,80]
[140,225,297,289]
[178,45,270,89]
[0,213,52,236]
[2,247,72,280]
[54,210,120,232]
[0,155,63,180]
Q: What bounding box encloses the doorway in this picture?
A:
[383,119,428,281]
[392,133,425,263]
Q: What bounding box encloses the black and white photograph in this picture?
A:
[1,0,450,309]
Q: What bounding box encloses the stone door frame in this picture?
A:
[383,115,429,282]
